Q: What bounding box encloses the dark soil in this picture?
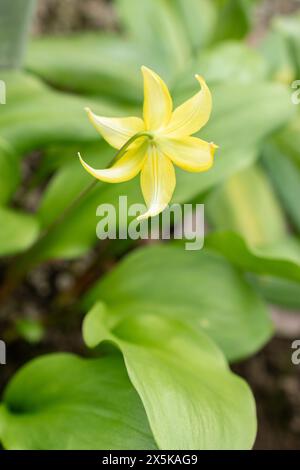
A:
[32,0,118,35]
[235,339,300,449]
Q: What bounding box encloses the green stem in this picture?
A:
[33,131,152,258]
[110,131,153,163]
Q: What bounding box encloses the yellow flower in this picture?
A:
[79,66,217,220]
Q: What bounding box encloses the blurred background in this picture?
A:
[1,0,300,450]
[32,0,299,36]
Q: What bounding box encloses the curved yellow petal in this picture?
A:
[159,136,217,173]
[142,66,173,131]
[138,145,176,220]
[164,75,212,138]
[86,107,145,149]
[78,143,147,183]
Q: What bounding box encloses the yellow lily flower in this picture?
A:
[79,66,217,220]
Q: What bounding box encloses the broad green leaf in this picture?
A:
[0,69,45,102]
[0,71,128,153]
[0,353,156,450]
[27,34,146,104]
[83,302,257,450]
[250,275,300,311]
[0,90,92,152]
[206,165,288,247]
[174,41,267,96]
[84,245,272,361]
[263,143,300,232]
[199,82,294,150]
[174,146,258,203]
[115,0,191,74]
[206,165,300,282]
[0,207,39,256]
[207,231,300,283]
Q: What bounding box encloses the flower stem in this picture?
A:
[110,131,153,163]
[0,132,153,304]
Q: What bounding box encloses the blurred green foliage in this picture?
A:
[0,0,300,450]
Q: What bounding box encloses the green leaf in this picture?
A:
[174,147,258,203]
[206,165,288,247]
[115,0,191,74]
[0,353,156,450]
[272,14,300,75]
[250,275,300,311]
[199,81,294,150]
[174,41,267,97]
[260,30,296,84]
[0,207,39,256]
[27,34,146,104]
[263,143,300,232]
[0,71,128,153]
[276,114,300,168]
[27,10,190,85]
[207,231,300,283]
[212,0,255,42]
[84,245,272,362]
[83,302,257,450]
[205,164,300,282]
[172,0,217,51]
